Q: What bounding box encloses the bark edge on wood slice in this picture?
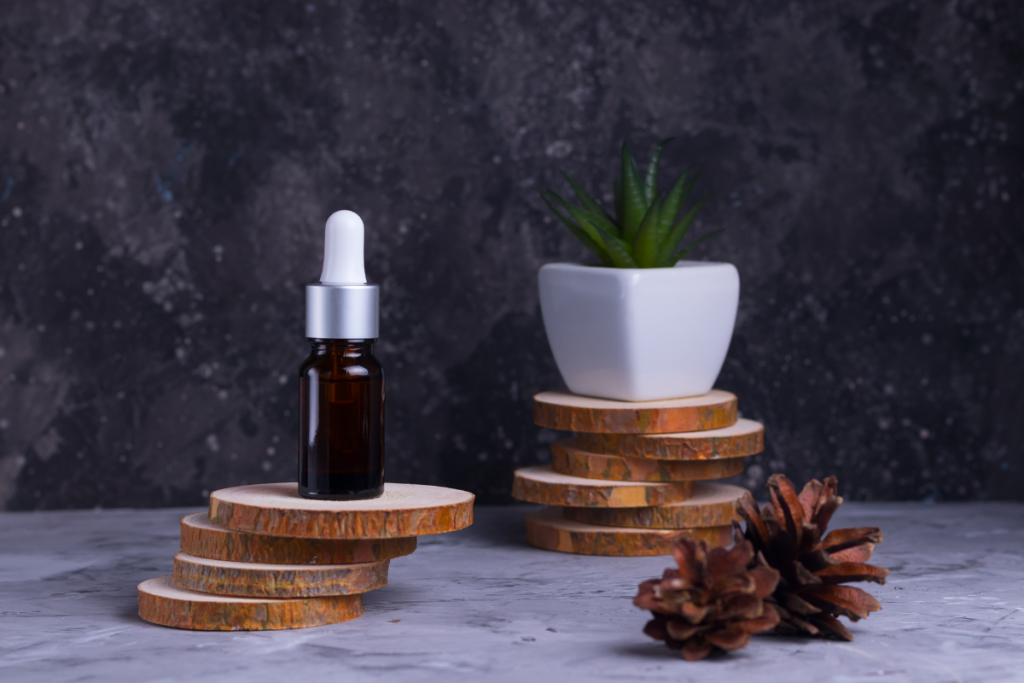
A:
[551,440,746,482]
[172,552,389,598]
[574,418,764,460]
[533,390,737,434]
[208,483,474,539]
[524,507,732,556]
[563,482,748,529]
[511,465,694,508]
[181,512,417,565]
[138,576,363,631]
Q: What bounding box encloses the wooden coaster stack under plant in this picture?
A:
[137,483,474,630]
[511,391,764,556]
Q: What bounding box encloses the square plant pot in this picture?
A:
[538,262,739,402]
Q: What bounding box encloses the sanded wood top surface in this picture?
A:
[563,482,747,529]
[533,389,738,433]
[137,576,364,631]
[172,552,389,598]
[511,465,693,508]
[181,512,417,564]
[208,483,474,539]
[524,507,732,556]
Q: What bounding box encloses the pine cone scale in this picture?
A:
[829,544,875,563]
[707,542,755,578]
[793,561,823,586]
[748,565,780,598]
[809,613,853,641]
[821,527,883,554]
[681,601,710,623]
[708,574,757,596]
[715,593,764,621]
[703,625,752,651]
[737,605,781,634]
[682,639,714,662]
[665,619,705,642]
[643,616,669,641]
[782,591,821,616]
[739,493,770,549]
[815,562,889,584]
[767,477,806,546]
[799,586,873,621]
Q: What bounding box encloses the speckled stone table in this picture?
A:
[1,503,1022,683]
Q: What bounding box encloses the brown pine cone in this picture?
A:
[634,529,781,661]
[738,474,890,641]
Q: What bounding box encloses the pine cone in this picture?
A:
[738,474,890,641]
[634,529,781,661]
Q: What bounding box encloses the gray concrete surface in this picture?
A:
[1,503,1023,682]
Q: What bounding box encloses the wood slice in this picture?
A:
[524,508,732,556]
[574,418,764,460]
[562,482,748,529]
[551,440,745,482]
[181,512,417,565]
[172,552,389,598]
[138,576,363,631]
[533,390,737,434]
[209,483,474,539]
[511,465,693,508]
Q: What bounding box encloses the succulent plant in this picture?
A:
[541,139,720,268]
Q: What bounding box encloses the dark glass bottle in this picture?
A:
[298,339,385,500]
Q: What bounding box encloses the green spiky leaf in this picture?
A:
[620,142,647,243]
[632,194,663,268]
[547,190,625,245]
[592,223,639,268]
[613,179,623,225]
[558,199,637,269]
[657,229,724,267]
[656,169,698,246]
[643,138,674,206]
[560,172,616,231]
[573,206,625,241]
[655,193,710,265]
[541,191,613,265]
[540,194,613,266]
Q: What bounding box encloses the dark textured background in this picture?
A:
[1,0,1021,509]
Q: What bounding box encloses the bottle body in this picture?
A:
[298,339,385,500]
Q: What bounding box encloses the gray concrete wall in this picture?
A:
[0,0,1021,508]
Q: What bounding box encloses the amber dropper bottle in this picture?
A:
[298,210,385,500]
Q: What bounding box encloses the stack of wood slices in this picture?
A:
[512,390,762,556]
[138,483,474,630]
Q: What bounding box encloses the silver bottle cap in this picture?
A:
[306,283,379,339]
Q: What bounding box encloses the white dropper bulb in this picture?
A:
[319,210,367,285]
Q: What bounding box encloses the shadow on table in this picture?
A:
[467,504,538,549]
[611,640,765,662]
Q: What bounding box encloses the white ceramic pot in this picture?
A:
[538,261,739,402]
